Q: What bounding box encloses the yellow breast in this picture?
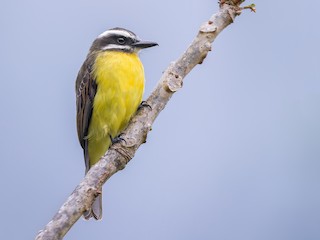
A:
[87,51,145,166]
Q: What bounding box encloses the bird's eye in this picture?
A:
[117,37,125,44]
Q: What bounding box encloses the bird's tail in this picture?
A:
[83,141,103,220]
[83,193,103,220]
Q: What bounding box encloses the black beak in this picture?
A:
[132,40,158,49]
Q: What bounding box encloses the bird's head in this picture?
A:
[90,27,158,53]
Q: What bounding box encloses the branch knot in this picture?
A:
[164,71,183,92]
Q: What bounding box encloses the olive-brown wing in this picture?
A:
[75,55,97,171]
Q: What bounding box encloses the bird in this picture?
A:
[75,27,158,220]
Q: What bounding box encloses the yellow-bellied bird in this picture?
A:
[76,28,157,220]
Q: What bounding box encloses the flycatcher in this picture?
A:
[75,27,157,220]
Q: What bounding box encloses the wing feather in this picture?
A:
[76,53,97,172]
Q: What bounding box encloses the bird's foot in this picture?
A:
[111,133,127,145]
[138,101,152,111]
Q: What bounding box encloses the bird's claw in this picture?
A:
[138,101,152,111]
[111,133,127,145]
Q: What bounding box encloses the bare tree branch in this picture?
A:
[35,1,252,239]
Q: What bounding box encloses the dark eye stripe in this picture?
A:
[92,34,136,51]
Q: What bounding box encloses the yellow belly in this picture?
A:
[87,51,145,166]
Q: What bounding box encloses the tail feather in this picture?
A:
[83,141,103,220]
[83,193,103,220]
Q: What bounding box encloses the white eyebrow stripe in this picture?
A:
[97,29,136,39]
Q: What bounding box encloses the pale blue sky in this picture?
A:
[1,1,320,239]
